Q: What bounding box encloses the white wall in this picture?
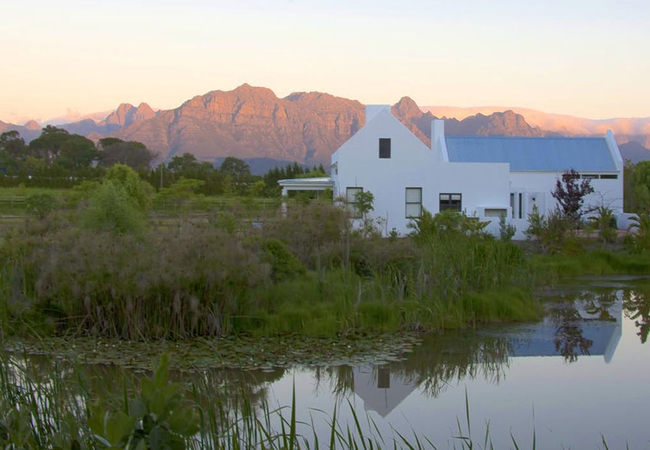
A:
[509,171,624,239]
[330,108,624,240]
[332,109,511,236]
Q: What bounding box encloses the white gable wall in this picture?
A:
[332,108,511,236]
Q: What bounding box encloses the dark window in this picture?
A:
[439,193,462,212]
[600,174,618,179]
[379,138,391,159]
[406,187,422,218]
[510,193,515,218]
[377,367,390,389]
[518,193,523,219]
[581,174,598,179]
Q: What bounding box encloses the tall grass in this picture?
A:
[0,353,614,450]
[6,199,649,340]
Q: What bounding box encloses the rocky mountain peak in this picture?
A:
[23,120,41,130]
[392,96,424,118]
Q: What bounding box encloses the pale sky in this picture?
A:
[1,0,649,123]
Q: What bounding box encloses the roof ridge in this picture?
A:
[446,135,606,141]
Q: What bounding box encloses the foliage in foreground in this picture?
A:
[0,352,623,450]
[1,195,542,339]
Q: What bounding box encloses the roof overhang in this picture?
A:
[278,177,334,190]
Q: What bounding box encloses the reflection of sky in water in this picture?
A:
[260,287,650,449]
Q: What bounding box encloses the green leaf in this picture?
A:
[130,399,148,418]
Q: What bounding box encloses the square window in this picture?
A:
[439,193,462,212]
[379,138,391,159]
[406,187,422,218]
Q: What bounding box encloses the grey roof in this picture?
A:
[445,136,618,172]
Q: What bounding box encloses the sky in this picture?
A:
[1,0,649,123]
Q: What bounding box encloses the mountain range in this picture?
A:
[3,84,650,172]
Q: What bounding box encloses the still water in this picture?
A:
[8,279,650,448]
[218,279,650,449]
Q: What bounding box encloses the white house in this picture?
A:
[279,105,625,239]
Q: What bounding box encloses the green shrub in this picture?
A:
[81,181,145,235]
[261,238,305,283]
[25,193,57,219]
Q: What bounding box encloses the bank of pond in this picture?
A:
[2,279,649,449]
[3,198,650,341]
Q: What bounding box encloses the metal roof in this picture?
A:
[445,136,618,172]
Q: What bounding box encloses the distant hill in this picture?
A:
[423,105,650,148]
[0,120,41,142]
[3,85,648,168]
[60,103,157,135]
[619,141,650,163]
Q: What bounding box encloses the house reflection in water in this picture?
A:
[503,295,623,363]
[353,365,418,418]
[351,294,623,417]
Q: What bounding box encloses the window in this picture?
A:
[518,193,523,219]
[600,174,618,179]
[581,174,599,179]
[439,193,462,211]
[377,367,390,389]
[379,138,391,159]
[346,187,363,219]
[510,193,515,219]
[485,208,507,218]
[406,187,422,218]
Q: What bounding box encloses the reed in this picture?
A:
[0,353,613,450]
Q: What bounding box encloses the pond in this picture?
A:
[210,278,650,448]
[4,278,650,448]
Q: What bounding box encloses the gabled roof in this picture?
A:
[445,136,618,172]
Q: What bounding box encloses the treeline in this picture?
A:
[0,128,326,196]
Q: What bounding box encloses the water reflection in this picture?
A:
[506,289,624,363]
[623,288,650,343]
[318,286,627,417]
[4,283,646,443]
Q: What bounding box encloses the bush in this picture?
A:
[81,181,145,235]
[499,215,516,241]
[525,206,571,254]
[261,238,305,282]
[588,206,617,244]
[104,164,153,210]
[408,209,489,244]
[25,193,58,219]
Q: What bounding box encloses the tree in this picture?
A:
[0,130,27,158]
[220,157,250,181]
[626,160,650,213]
[98,138,154,169]
[57,135,98,170]
[29,126,70,160]
[167,153,200,174]
[551,168,594,224]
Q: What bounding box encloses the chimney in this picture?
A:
[431,119,448,162]
[365,105,391,123]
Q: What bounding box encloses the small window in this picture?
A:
[518,193,523,219]
[346,187,363,219]
[406,187,422,218]
[510,193,515,219]
[485,208,507,218]
[600,174,618,179]
[440,193,462,212]
[379,138,391,159]
[581,174,598,179]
